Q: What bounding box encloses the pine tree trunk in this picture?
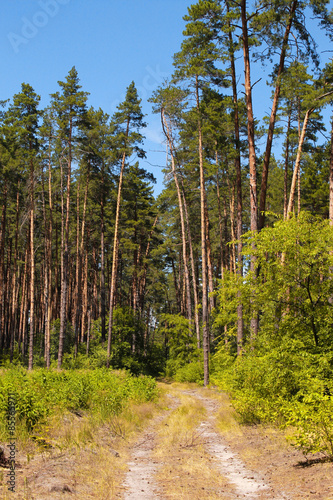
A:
[216,168,225,280]
[92,244,98,320]
[204,194,215,315]
[229,180,236,274]
[138,215,158,314]
[329,117,333,225]
[241,0,258,338]
[196,75,209,386]
[284,113,291,219]
[41,161,50,368]
[100,185,106,343]
[11,196,19,358]
[81,233,89,343]
[58,121,72,369]
[19,244,28,354]
[181,186,200,348]
[5,242,12,350]
[46,144,53,368]
[73,180,81,351]
[287,108,313,218]
[223,198,229,272]
[28,157,35,371]
[107,120,129,366]
[171,257,181,313]
[81,172,90,308]
[54,198,59,318]
[161,109,192,324]
[227,0,244,352]
[259,0,298,229]
[0,182,7,351]
[297,169,301,215]
[86,310,91,355]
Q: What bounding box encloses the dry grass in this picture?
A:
[0,398,164,499]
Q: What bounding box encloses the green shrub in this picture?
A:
[173,361,204,385]
[284,391,333,456]
[0,368,158,436]
[211,342,333,457]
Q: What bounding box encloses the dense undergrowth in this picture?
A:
[0,368,158,440]
[168,214,333,459]
[211,215,333,458]
[211,346,333,458]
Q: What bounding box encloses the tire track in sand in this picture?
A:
[122,394,179,499]
[122,386,288,499]
[182,389,289,499]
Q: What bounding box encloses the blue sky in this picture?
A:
[1,0,333,195]
[1,0,190,193]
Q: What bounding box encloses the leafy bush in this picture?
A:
[173,361,204,385]
[287,397,333,456]
[211,344,333,456]
[212,214,333,458]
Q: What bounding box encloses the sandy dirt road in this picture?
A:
[121,384,333,500]
[121,385,290,499]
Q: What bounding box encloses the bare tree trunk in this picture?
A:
[329,117,333,225]
[286,108,313,218]
[86,310,91,355]
[259,0,298,229]
[182,187,200,348]
[81,233,89,343]
[216,168,225,280]
[227,0,244,353]
[41,161,50,368]
[284,113,291,219]
[223,197,229,272]
[241,0,258,338]
[107,120,129,366]
[28,157,35,371]
[204,194,215,316]
[228,178,237,274]
[73,180,80,351]
[54,197,59,318]
[161,109,192,325]
[58,126,72,369]
[10,188,20,362]
[74,169,90,353]
[19,244,28,354]
[92,244,98,320]
[100,183,106,343]
[0,182,7,351]
[196,74,209,386]
[138,215,158,314]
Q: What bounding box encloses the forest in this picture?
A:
[1,0,333,459]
